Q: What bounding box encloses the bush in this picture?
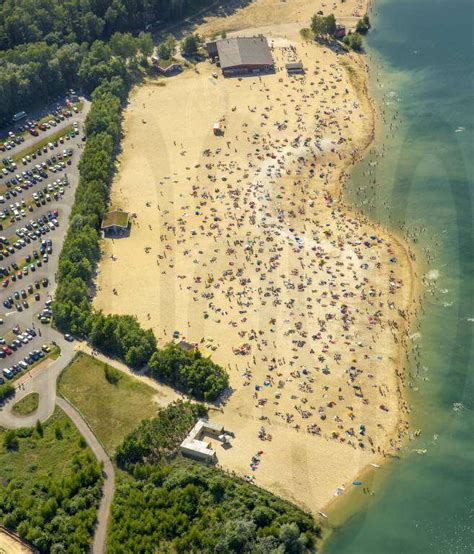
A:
[310,13,336,37]
[182,34,200,56]
[343,32,363,51]
[3,430,19,451]
[104,365,121,384]
[356,15,371,34]
[149,344,229,401]
[0,383,15,403]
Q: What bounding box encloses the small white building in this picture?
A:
[180,419,227,463]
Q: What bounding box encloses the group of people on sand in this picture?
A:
[109,42,410,459]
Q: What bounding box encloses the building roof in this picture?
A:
[286,62,304,70]
[101,210,129,229]
[216,36,273,70]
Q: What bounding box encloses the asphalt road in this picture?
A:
[0,329,74,427]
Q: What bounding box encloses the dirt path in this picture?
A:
[56,397,115,554]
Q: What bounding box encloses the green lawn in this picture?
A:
[12,392,39,415]
[58,352,158,454]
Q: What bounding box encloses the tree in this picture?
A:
[4,430,19,451]
[137,32,153,58]
[36,419,44,437]
[158,42,171,60]
[343,32,363,52]
[104,364,121,384]
[356,15,371,34]
[310,13,337,38]
[182,34,199,57]
[325,14,336,37]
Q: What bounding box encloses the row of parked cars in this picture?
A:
[3,278,49,310]
[0,133,25,152]
[0,216,57,260]
[0,326,38,358]
[0,106,79,154]
[2,145,73,183]
[1,340,52,381]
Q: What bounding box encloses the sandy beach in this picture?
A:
[94,0,418,515]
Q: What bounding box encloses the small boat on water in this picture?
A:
[370,463,380,468]
[319,512,328,519]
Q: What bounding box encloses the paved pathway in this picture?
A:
[57,397,115,554]
[0,330,74,428]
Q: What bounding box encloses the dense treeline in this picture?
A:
[0,0,208,49]
[0,413,103,553]
[0,32,150,122]
[150,344,229,401]
[0,0,211,122]
[110,402,320,553]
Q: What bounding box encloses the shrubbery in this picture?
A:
[356,15,371,35]
[0,414,103,553]
[149,344,229,400]
[0,383,14,404]
[343,32,364,52]
[52,77,157,369]
[116,400,207,469]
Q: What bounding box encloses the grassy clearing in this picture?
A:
[58,352,158,454]
[12,125,73,164]
[11,393,39,416]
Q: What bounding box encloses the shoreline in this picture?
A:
[94,0,422,526]
[317,2,423,531]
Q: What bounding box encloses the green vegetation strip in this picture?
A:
[11,392,39,415]
[58,352,157,454]
[0,409,103,552]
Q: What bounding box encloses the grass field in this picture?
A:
[11,393,39,416]
[58,352,158,454]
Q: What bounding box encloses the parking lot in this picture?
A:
[0,100,89,385]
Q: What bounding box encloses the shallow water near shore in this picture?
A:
[323,0,474,552]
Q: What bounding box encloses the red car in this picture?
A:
[3,347,13,355]
[2,279,8,287]
[17,271,22,279]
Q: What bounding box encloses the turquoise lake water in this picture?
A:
[323,0,473,552]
